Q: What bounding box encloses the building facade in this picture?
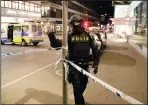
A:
[1,0,99,34]
[40,0,99,34]
[133,1,147,35]
[112,1,147,37]
[1,1,41,29]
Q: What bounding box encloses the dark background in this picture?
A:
[77,0,114,24]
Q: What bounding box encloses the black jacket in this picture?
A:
[68,30,99,65]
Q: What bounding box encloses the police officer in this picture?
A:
[67,15,100,105]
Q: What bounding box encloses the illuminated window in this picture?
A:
[19,1,23,4]
[1,1,5,7]
[41,7,45,16]
[19,3,24,10]
[34,4,37,12]
[12,2,15,9]
[8,1,12,8]
[13,1,19,9]
[19,1,24,10]
[37,7,41,12]
[41,6,44,11]
[5,1,9,7]
[41,10,44,16]
[29,3,34,12]
[45,7,49,16]
[25,4,28,10]
[25,2,29,11]
[35,6,37,12]
[45,7,47,11]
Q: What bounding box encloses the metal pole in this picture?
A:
[62,1,68,105]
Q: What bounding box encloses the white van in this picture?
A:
[1,23,44,46]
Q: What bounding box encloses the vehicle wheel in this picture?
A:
[22,40,27,46]
[33,42,39,46]
[1,40,4,45]
[103,45,107,49]
[12,43,16,45]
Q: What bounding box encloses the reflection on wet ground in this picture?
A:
[106,45,128,50]
[100,51,136,66]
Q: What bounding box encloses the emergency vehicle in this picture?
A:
[86,22,107,50]
[1,22,44,46]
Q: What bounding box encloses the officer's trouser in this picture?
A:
[69,63,88,105]
[72,82,87,105]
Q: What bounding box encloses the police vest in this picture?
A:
[71,34,90,59]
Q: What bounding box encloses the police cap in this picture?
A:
[69,15,83,26]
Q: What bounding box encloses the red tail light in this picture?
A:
[83,21,88,27]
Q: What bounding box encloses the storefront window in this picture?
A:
[1,1,5,7]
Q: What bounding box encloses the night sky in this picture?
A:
[78,0,114,24]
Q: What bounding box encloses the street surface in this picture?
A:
[1,34,147,104]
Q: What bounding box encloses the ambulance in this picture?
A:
[1,22,44,46]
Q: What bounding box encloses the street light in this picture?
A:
[105,14,107,16]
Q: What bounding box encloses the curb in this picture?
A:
[128,41,147,59]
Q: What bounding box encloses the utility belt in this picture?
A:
[69,54,95,63]
[70,58,89,66]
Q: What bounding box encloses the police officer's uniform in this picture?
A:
[67,15,100,105]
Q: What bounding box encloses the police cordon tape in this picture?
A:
[56,58,143,104]
[1,49,48,57]
[1,46,68,57]
[54,58,68,80]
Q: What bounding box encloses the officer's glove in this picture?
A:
[65,55,68,60]
[67,71,72,84]
[92,63,98,74]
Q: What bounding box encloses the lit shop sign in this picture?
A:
[5,9,40,17]
[28,12,40,17]
[6,10,17,15]
[18,11,27,16]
